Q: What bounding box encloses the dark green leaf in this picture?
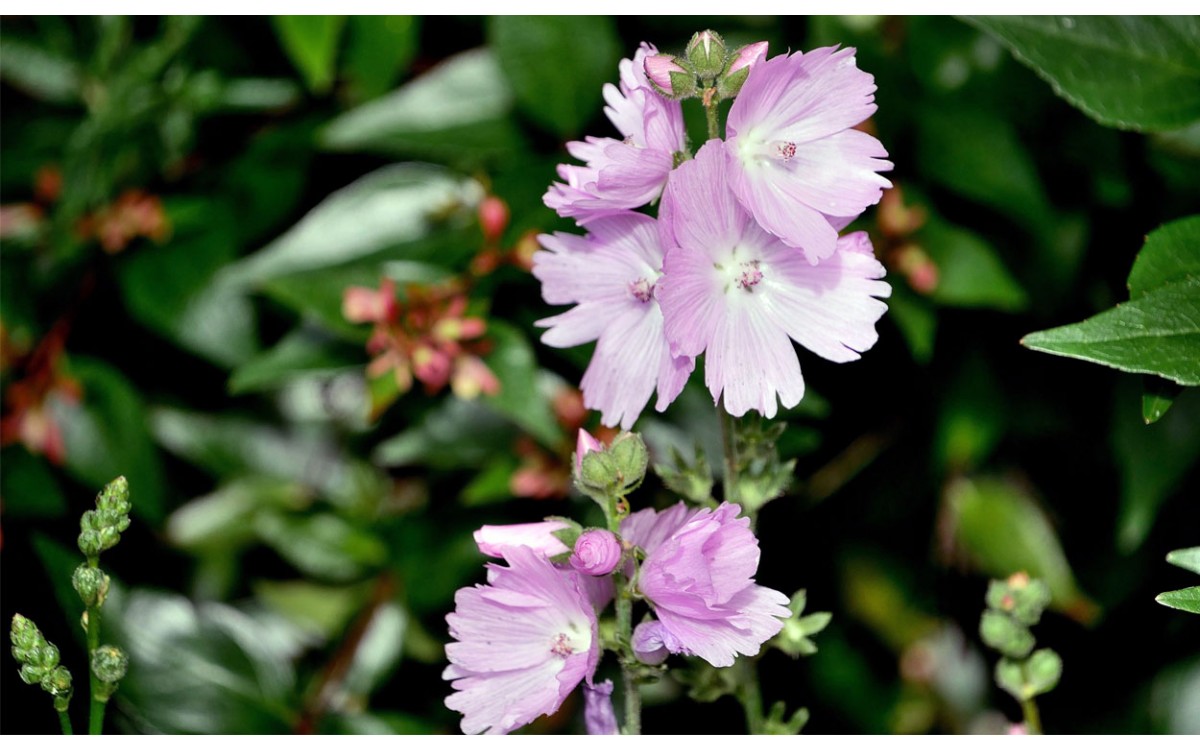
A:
[321,48,524,160]
[373,397,515,469]
[483,321,561,447]
[0,36,80,103]
[1127,215,1200,298]
[886,287,937,364]
[0,447,67,518]
[1167,548,1200,576]
[254,511,386,582]
[272,16,346,94]
[934,354,1005,472]
[254,580,368,640]
[229,328,357,395]
[1156,586,1200,615]
[342,601,406,697]
[1142,376,1183,424]
[460,456,519,506]
[1021,277,1200,386]
[222,164,481,287]
[488,16,620,137]
[55,357,165,524]
[920,215,1028,311]
[964,16,1200,132]
[343,16,419,101]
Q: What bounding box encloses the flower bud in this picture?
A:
[570,529,622,576]
[608,432,648,490]
[644,53,695,99]
[91,644,128,686]
[686,30,727,80]
[577,449,618,494]
[632,620,670,665]
[72,565,110,608]
[717,41,768,99]
[478,196,510,243]
[40,665,72,697]
[574,429,604,479]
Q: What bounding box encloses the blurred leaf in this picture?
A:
[1114,387,1200,552]
[254,511,386,582]
[273,16,346,94]
[343,16,419,101]
[321,48,524,160]
[488,16,620,137]
[229,328,357,395]
[886,287,936,364]
[118,199,258,367]
[222,120,316,245]
[1127,215,1200,298]
[30,533,85,639]
[342,600,406,697]
[1156,587,1200,615]
[460,456,519,506]
[320,711,441,734]
[965,16,1200,132]
[54,357,165,524]
[255,580,368,640]
[216,78,302,111]
[483,321,561,447]
[222,164,481,287]
[1168,548,1200,576]
[0,447,67,518]
[945,475,1096,623]
[391,517,485,617]
[934,353,1005,473]
[166,477,309,551]
[0,35,81,103]
[917,107,1052,230]
[1142,376,1182,425]
[920,215,1028,311]
[105,586,305,733]
[373,397,514,469]
[1021,278,1200,386]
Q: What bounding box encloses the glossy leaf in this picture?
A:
[321,48,524,160]
[965,16,1200,132]
[1127,216,1200,298]
[1142,376,1183,425]
[273,16,346,94]
[488,16,620,137]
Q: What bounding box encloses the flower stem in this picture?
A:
[57,708,73,735]
[719,401,740,506]
[704,93,721,141]
[1021,698,1043,735]
[85,557,105,736]
[737,658,765,733]
[607,498,641,735]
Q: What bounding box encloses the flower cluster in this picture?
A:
[534,32,892,427]
[443,477,787,734]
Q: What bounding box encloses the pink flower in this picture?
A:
[533,212,694,429]
[725,46,892,264]
[583,679,619,735]
[570,529,623,576]
[621,502,790,668]
[473,521,570,559]
[445,546,600,734]
[544,44,687,219]
[632,620,670,665]
[657,141,890,418]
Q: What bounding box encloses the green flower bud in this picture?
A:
[97,475,131,516]
[20,662,47,685]
[40,665,73,697]
[72,565,111,608]
[78,476,133,557]
[578,450,619,494]
[608,432,648,490]
[685,30,728,80]
[11,613,41,656]
[980,611,1035,659]
[91,644,128,686]
[1024,648,1063,697]
[994,657,1026,701]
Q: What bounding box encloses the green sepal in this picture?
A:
[980,611,1035,659]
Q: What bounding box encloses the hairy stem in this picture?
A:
[607,498,641,734]
[1021,698,1043,735]
[85,558,104,735]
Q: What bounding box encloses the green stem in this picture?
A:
[57,708,73,735]
[607,497,641,735]
[705,96,721,140]
[85,557,105,736]
[1021,698,1043,735]
[737,658,764,733]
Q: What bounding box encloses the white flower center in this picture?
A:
[629,277,655,303]
[715,247,767,294]
[549,621,591,659]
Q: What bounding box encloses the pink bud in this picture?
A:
[570,529,622,576]
[575,428,603,476]
[473,520,570,558]
[478,196,509,243]
[728,41,769,75]
[644,53,686,95]
[632,620,670,665]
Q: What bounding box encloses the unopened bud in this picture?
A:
[578,450,618,493]
[644,54,695,99]
[97,476,130,517]
[570,529,623,576]
[718,41,768,99]
[41,665,72,697]
[91,644,128,687]
[479,196,510,243]
[686,30,727,80]
[574,429,604,479]
[608,432,649,490]
[72,565,110,608]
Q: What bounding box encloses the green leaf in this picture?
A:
[1167,548,1200,576]
[482,322,561,447]
[343,16,419,101]
[229,328,357,395]
[0,447,67,518]
[321,48,524,160]
[254,580,368,640]
[372,397,515,469]
[947,475,1096,623]
[54,357,165,525]
[488,16,620,136]
[273,16,346,94]
[1022,277,1200,386]
[0,36,81,103]
[1142,376,1183,424]
[222,164,481,287]
[1157,587,1200,614]
[342,601,406,697]
[917,106,1052,230]
[461,456,519,506]
[1114,385,1200,552]
[1128,216,1200,297]
[934,353,1005,472]
[886,287,937,364]
[254,511,386,582]
[166,478,309,551]
[964,16,1200,132]
[920,215,1028,311]
[117,199,258,367]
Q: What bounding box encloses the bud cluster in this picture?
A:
[72,565,111,608]
[91,644,129,702]
[573,430,649,508]
[979,573,1062,714]
[10,614,73,707]
[78,475,131,558]
[643,30,769,102]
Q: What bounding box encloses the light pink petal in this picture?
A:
[652,584,789,668]
[659,140,744,260]
[704,297,805,419]
[620,501,704,556]
[771,129,893,219]
[580,303,668,430]
[473,521,570,559]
